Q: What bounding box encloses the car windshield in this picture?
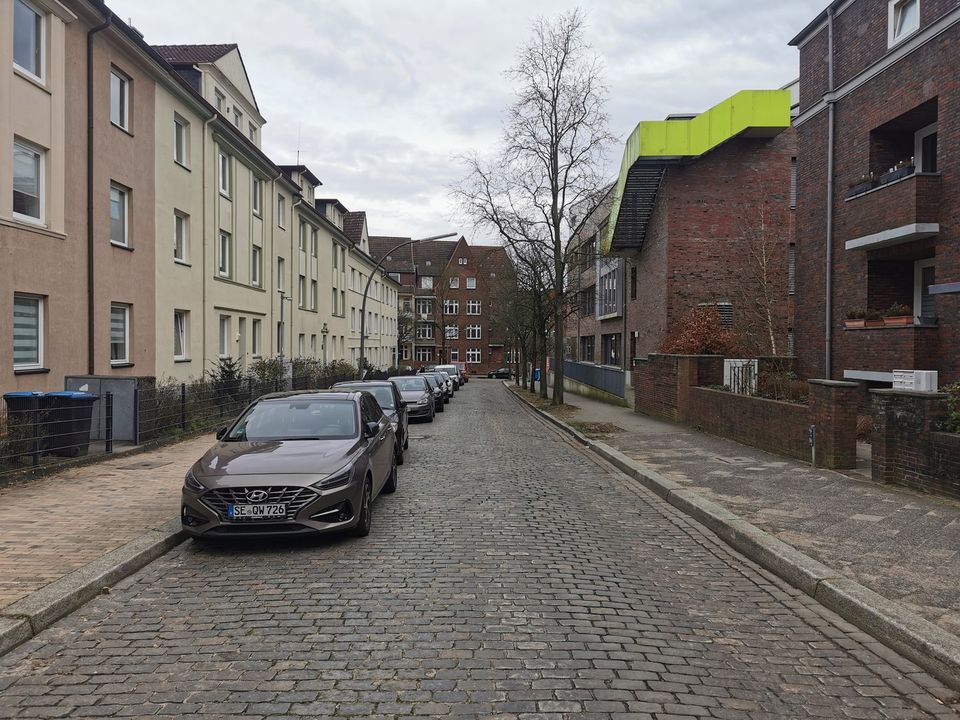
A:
[423,375,439,390]
[226,399,357,441]
[334,385,395,410]
[392,377,428,393]
[439,372,451,380]
[437,366,457,376]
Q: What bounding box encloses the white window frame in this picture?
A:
[449,348,459,362]
[888,0,920,47]
[218,230,232,278]
[421,276,433,290]
[416,347,433,362]
[218,151,231,197]
[449,277,460,289]
[233,107,243,128]
[310,228,318,258]
[248,122,258,143]
[218,315,231,358]
[445,325,459,339]
[467,300,481,315]
[298,275,306,309]
[466,277,477,290]
[252,177,263,216]
[110,69,130,131]
[466,348,481,364]
[458,257,467,265]
[109,183,129,247]
[310,334,317,356]
[12,293,43,370]
[914,258,936,322]
[416,299,432,316]
[110,303,130,365]
[13,0,45,82]
[914,122,937,173]
[251,244,262,287]
[251,318,261,357]
[416,324,433,340]
[310,280,318,311]
[174,210,188,262]
[214,89,225,112]
[466,324,482,340]
[173,310,187,360]
[277,194,286,228]
[444,299,458,315]
[298,333,305,357]
[12,138,44,225]
[173,114,189,167]
[277,257,285,292]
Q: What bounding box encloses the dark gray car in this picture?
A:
[181,391,398,539]
[389,375,435,422]
[332,381,408,464]
[421,373,445,412]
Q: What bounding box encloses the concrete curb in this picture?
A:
[505,382,960,690]
[0,518,186,657]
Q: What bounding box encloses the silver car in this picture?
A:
[389,375,435,422]
[181,391,397,539]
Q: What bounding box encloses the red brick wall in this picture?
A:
[626,187,670,359]
[799,26,829,113]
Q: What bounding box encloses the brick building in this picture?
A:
[791,0,960,390]
[592,89,798,364]
[368,236,511,374]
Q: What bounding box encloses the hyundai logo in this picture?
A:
[246,489,269,503]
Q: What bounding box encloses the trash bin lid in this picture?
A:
[3,391,45,398]
[47,391,99,400]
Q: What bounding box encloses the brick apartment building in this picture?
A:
[368,236,511,374]
[791,0,959,390]
[585,89,798,365]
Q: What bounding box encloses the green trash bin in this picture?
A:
[45,391,99,457]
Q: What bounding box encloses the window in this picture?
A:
[466,325,482,340]
[12,140,43,223]
[310,334,317,356]
[277,194,286,228]
[450,348,459,362]
[13,0,44,80]
[443,300,458,315]
[416,347,433,362]
[888,0,920,47]
[298,334,305,357]
[173,310,187,360]
[277,257,285,291]
[333,245,339,270]
[298,275,306,308]
[340,290,346,316]
[467,300,481,315]
[174,211,188,262]
[214,89,225,112]
[421,276,434,290]
[299,221,308,252]
[218,315,230,358]
[790,157,798,209]
[445,325,459,339]
[599,269,619,316]
[915,123,938,173]
[252,178,263,216]
[110,70,129,130]
[109,184,128,246]
[449,276,460,289]
[351,307,356,331]
[251,245,262,286]
[466,348,481,364]
[787,329,795,357]
[466,277,477,290]
[416,299,432,316]
[458,257,467,265]
[174,115,189,166]
[416,324,433,340]
[914,258,936,322]
[233,108,242,128]
[788,245,796,295]
[630,266,637,300]
[218,151,231,197]
[110,304,129,364]
[248,123,257,143]
[251,319,261,356]
[13,294,43,369]
[218,231,231,278]
[310,228,318,258]
[310,280,317,310]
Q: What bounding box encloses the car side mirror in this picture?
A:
[399,401,408,408]
[215,426,228,440]
[364,421,380,438]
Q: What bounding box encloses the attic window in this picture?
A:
[425,260,432,267]
[386,255,392,261]
[459,258,467,265]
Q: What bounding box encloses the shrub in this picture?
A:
[659,306,744,356]
[942,382,960,434]
[756,370,808,405]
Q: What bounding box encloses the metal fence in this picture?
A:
[563,360,627,398]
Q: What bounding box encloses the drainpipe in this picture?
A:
[201,114,216,375]
[86,11,112,374]
[824,7,837,379]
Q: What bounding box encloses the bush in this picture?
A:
[659,307,744,356]
[756,370,808,405]
[942,382,960,434]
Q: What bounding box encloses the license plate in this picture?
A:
[227,504,286,520]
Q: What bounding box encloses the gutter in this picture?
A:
[86,11,112,374]
[824,8,836,378]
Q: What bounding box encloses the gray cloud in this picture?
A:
[111,0,826,241]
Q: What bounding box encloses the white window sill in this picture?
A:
[174,258,191,267]
[110,122,133,137]
[174,357,191,364]
[13,66,48,92]
[11,212,45,228]
[110,241,133,251]
[174,160,191,172]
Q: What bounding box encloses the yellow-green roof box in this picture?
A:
[606,89,791,253]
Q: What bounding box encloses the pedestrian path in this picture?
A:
[0,434,213,610]
[528,382,960,637]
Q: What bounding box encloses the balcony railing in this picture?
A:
[841,172,941,251]
[840,323,940,380]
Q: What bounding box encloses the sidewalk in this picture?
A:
[0,434,212,610]
[524,382,960,637]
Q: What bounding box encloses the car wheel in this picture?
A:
[395,441,404,466]
[438,402,445,413]
[383,456,398,494]
[352,476,372,537]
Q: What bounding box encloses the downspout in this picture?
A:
[269,168,283,357]
[86,11,112,374]
[289,196,304,359]
[824,7,836,378]
[201,114,216,375]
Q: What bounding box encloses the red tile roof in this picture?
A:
[343,212,366,245]
[153,44,237,65]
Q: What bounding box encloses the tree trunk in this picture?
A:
[552,300,564,405]
[539,348,548,400]
[528,332,538,394]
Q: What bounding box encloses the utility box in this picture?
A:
[892,370,939,392]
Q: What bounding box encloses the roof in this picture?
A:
[279,165,322,187]
[369,236,416,273]
[413,241,459,276]
[152,44,238,66]
[789,2,841,46]
[316,198,348,213]
[343,212,366,245]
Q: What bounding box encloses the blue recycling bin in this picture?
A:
[533,368,541,382]
[45,391,99,457]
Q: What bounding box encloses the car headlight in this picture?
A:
[184,470,205,493]
[313,465,353,490]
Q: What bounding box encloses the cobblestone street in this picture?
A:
[0,382,956,719]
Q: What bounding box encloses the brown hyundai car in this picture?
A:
[181,391,397,539]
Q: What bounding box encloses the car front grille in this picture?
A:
[201,486,319,522]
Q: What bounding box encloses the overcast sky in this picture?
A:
[109,0,825,242]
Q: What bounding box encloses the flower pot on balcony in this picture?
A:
[882,315,913,327]
[844,319,866,329]
[846,180,876,198]
[879,165,915,185]
[865,319,884,328]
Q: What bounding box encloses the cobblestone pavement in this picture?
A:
[0,381,957,719]
[0,435,214,609]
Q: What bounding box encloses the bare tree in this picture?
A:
[454,8,615,405]
[397,309,415,361]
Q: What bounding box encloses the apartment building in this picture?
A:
[791,0,959,389]
[604,89,798,362]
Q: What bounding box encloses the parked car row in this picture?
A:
[180,369,469,541]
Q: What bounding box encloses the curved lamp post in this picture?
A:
[359,233,457,378]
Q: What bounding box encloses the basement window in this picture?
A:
[888,0,920,47]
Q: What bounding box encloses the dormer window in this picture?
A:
[233,108,243,128]
[888,0,920,47]
[215,90,225,112]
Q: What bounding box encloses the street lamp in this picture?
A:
[358,233,457,378]
[320,322,329,365]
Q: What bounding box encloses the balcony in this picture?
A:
[842,172,941,251]
[840,324,940,382]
